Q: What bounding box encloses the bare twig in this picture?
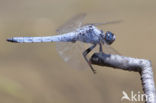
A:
[90,52,156,103]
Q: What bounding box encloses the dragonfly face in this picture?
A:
[101,31,115,45]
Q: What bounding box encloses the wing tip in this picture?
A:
[7,38,18,43]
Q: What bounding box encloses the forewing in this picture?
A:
[56,13,86,34]
[83,20,122,26]
[55,13,90,70]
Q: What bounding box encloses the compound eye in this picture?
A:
[105,31,115,44]
[106,31,113,39]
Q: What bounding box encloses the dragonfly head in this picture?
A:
[101,31,116,45]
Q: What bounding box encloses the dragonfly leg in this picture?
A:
[99,43,103,52]
[83,44,96,74]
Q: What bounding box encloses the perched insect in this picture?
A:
[7,13,120,74]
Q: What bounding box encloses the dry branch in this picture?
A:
[90,52,156,103]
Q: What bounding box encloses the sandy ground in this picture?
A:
[0,0,156,103]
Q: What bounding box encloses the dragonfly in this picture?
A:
[7,13,120,74]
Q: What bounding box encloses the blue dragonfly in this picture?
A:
[7,13,120,74]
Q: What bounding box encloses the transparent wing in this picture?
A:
[103,43,120,55]
[56,13,86,34]
[83,20,122,26]
[56,41,91,69]
[55,13,90,70]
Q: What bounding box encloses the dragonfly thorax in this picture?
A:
[77,25,102,44]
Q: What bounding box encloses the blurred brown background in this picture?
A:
[0,0,156,103]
